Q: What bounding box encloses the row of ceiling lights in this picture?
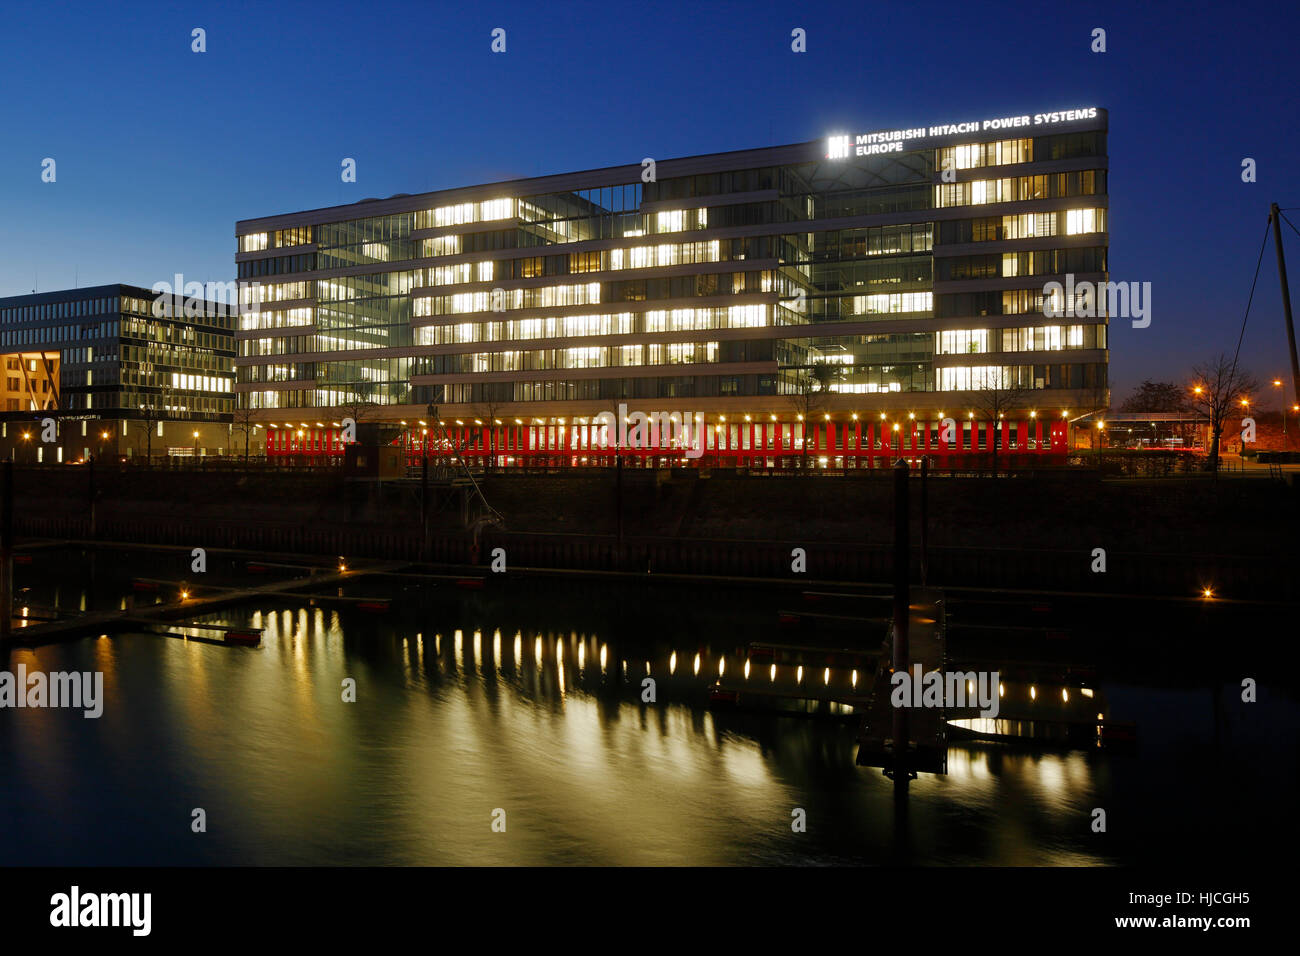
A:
[266,410,1079,430]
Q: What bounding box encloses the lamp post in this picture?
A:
[1240,398,1250,457]
[1274,379,1286,449]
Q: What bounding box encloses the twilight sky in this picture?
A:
[2,0,1298,404]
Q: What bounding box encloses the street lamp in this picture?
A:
[1273,379,1287,448]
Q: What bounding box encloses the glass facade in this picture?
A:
[235,111,1108,420]
[0,285,236,421]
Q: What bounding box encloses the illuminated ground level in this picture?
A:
[266,414,1070,467]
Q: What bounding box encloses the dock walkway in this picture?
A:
[8,559,407,648]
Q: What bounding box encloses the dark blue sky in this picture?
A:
[3,0,1298,403]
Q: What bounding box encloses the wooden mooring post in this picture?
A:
[891,458,910,785]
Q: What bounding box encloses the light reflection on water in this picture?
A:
[0,575,1291,866]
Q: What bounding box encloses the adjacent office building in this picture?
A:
[236,105,1109,464]
[0,284,236,461]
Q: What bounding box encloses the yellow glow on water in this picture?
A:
[999,682,1005,697]
[578,642,585,669]
[473,630,481,665]
[744,659,751,679]
[718,658,725,677]
[770,664,776,682]
[824,667,830,685]
[1030,686,1037,700]
[693,653,701,676]
[454,630,463,669]
[600,644,608,671]
[669,651,677,674]
[493,629,501,663]
[1081,687,1094,698]
[796,666,803,683]
[852,669,858,688]
[1062,688,1069,702]
[514,632,521,662]
[534,636,543,664]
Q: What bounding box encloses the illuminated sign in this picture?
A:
[827,107,1100,158]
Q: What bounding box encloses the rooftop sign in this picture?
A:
[827,107,1099,158]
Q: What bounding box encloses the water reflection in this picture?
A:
[1,568,1293,866]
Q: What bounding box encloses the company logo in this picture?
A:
[826,134,850,160]
[827,107,1100,159]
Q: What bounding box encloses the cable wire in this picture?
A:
[1228,218,1273,379]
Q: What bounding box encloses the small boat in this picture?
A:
[224,630,261,646]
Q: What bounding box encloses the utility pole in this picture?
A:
[1270,203,1300,408]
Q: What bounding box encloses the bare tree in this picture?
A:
[1119,380,1187,413]
[1119,380,1191,448]
[785,361,840,468]
[231,400,259,463]
[963,374,1030,476]
[136,395,166,464]
[337,382,378,434]
[1189,354,1259,473]
[1079,378,1112,452]
[472,399,507,473]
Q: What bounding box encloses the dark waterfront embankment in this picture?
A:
[9,465,1299,600]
